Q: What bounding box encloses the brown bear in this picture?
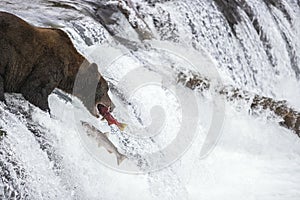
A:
[0,11,113,117]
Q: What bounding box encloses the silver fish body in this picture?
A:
[81,121,126,165]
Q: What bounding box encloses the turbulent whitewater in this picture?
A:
[1,0,300,199]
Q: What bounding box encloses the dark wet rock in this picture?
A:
[151,6,179,41]
[212,0,242,36]
[212,0,298,74]
[117,0,154,40]
[177,72,210,92]
[0,128,6,139]
[47,0,79,11]
[88,0,153,41]
[144,0,172,7]
[263,0,292,24]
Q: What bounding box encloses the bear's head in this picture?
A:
[93,75,115,117]
[72,62,115,118]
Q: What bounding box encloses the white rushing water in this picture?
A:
[0,0,300,199]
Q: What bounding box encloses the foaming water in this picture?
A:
[0,0,299,199]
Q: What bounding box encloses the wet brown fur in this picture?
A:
[0,12,112,115]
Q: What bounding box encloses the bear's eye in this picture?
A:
[100,78,109,91]
[104,83,109,91]
[95,81,106,97]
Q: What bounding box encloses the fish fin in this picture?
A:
[117,154,127,165]
[117,123,127,131]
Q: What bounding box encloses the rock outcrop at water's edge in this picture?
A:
[177,72,300,136]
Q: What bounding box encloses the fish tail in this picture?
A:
[117,153,127,165]
[117,123,127,131]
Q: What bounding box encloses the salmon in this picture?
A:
[97,104,127,131]
[81,121,126,165]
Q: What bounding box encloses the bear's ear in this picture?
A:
[86,63,101,80]
[89,63,99,74]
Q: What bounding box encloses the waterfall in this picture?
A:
[0,0,300,199]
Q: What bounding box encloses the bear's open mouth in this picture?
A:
[96,103,127,131]
[97,103,110,117]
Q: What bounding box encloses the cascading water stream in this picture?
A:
[0,0,300,199]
